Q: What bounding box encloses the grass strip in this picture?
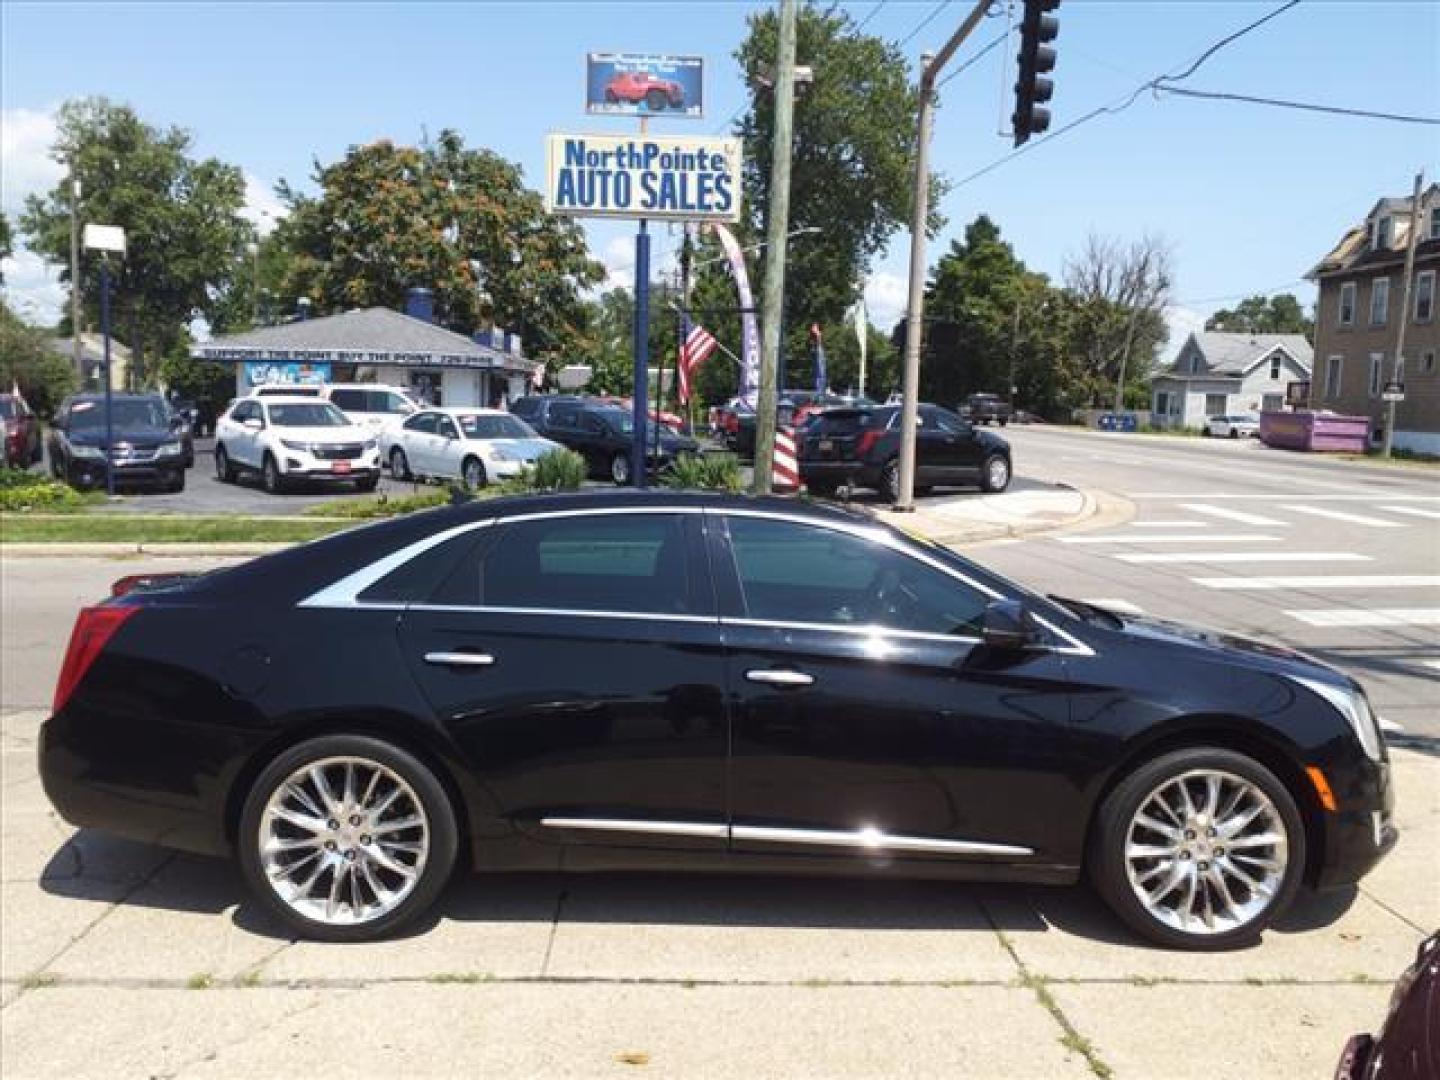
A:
[0,514,350,544]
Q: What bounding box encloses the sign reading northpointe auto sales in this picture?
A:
[544,133,741,222]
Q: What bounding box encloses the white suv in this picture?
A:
[216,396,381,494]
[246,384,418,432]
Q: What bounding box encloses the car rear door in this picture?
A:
[397,508,730,853]
[710,510,1077,866]
[931,407,984,480]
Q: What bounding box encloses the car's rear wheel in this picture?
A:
[238,735,458,942]
[1090,747,1304,951]
[807,478,839,497]
[461,456,487,489]
[611,451,632,486]
[979,453,1011,493]
[214,445,236,483]
[879,458,901,503]
[389,447,410,481]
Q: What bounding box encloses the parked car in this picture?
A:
[47,394,188,492]
[535,400,697,484]
[382,408,562,487]
[1205,413,1261,439]
[1,392,43,467]
[960,393,1013,426]
[247,384,419,433]
[604,70,685,110]
[165,401,197,468]
[38,490,1396,944]
[509,394,587,433]
[215,396,381,494]
[720,395,808,457]
[1334,932,1438,1079]
[800,404,1012,501]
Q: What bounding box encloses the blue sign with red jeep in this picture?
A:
[586,53,703,118]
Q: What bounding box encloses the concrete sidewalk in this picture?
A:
[2,705,1435,1079]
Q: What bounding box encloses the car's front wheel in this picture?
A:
[214,445,236,483]
[611,451,632,486]
[389,447,410,481]
[1090,747,1305,950]
[461,456,487,489]
[238,735,458,942]
[979,453,1011,493]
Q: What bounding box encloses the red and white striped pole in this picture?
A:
[772,425,800,493]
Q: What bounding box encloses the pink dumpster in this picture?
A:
[1260,411,1370,452]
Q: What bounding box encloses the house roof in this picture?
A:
[1157,332,1313,379]
[190,307,536,372]
[1311,184,1440,278]
[48,333,133,366]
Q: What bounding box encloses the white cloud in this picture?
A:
[1,248,66,326]
[1161,304,1208,364]
[863,272,908,332]
[600,235,633,292]
[241,173,285,235]
[1,106,62,217]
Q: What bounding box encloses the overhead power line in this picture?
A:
[854,0,888,33]
[1159,86,1440,126]
[898,0,953,49]
[937,26,1012,90]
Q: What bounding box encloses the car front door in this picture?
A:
[397,509,730,855]
[712,511,1077,866]
[227,401,261,467]
[931,406,984,481]
[432,414,462,480]
[396,411,435,473]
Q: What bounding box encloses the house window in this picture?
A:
[1370,278,1390,326]
[1338,282,1357,326]
[1204,393,1227,416]
[1431,208,1440,241]
[1325,356,1343,399]
[1415,271,1435,323]
[1188,352,1200,374]
[1423,351,1436,376]
[1262,393,1284,412]
[1269,354,1282,379]
[1369,354,1384,398]
[1154,391,1170,416]
[1375,216,1393,249]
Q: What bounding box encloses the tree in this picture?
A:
[1062,232,1173,409]
[736,3,943,353]
[1205,292,1313,338]
[275,131,603,365]
[19,98,252,385]
[0,212,12,282]
[0,302,76,418]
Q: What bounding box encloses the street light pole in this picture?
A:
[895,0,992,512]
[752,0,799,496]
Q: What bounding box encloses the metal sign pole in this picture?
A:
[101,257,115,498]
[631,220,651,488]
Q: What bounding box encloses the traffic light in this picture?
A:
[1013,0,1060,147]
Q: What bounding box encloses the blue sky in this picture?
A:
[3,0,1437,353]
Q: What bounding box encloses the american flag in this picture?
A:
[677,316,718,403]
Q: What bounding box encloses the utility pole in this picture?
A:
[1383,170,1424,458]
[69,173,83,381]
[896,0,991,511]
[1009,295,1022,411]
[752,0,798,496]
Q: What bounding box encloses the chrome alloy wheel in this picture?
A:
[257,756,430,926]
[986,456,1009,489]
[1124,768,1288,936]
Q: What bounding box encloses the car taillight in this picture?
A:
[52,605,137,714]
[110,573,188,597]
[855,430,882,457]
[724,414,739,432]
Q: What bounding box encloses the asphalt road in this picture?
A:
[976,426,1440,739]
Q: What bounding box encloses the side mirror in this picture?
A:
[981,599,1040,650]
[243,418,264,432]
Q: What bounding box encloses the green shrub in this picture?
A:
[523,449,587,492]
[0,479,103,512]
[661,452,743,492]
[0,466,41,490]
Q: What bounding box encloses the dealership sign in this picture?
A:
[545,133,741,222]
[586,53,703,118]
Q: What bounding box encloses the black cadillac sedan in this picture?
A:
[39,491,1395,947]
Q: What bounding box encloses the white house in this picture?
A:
[1150,332,1313,429]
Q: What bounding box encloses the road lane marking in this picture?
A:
[1283,608,1440,628]
[1128,521,1208,527]
[1181,503,1287,526]
[1422,660,1440,672]
[1129,493,1440,502]
[1062,533,1281,545]
[1191,575,1440,591]
[1115,552,1372,564]
[1282,505,1406,528]
[1379,505,1440,521]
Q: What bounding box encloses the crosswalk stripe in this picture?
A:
[1061,533,1279,545]
[1379,505,1440,521]
[1115,552,1372,564]
[1422,660,1440,672]
[1282,505,1406,528]
[1191,575,1440,591]
[1129,493,1440,502]
[1129,521,1208,528]
[1283,608,1440,628]
[1181,503,1286,526]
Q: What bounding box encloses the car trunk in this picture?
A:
[801,410,878,462]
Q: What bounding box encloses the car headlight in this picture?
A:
[70,444,105,459]
[280,439,316,453]
[159,441,182,456]
[1292,676,1383,761]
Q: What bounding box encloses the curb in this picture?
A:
[876,484,1133,549]
[0,542,295,558]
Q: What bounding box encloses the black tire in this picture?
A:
[1228,428,1239,439]
[355,475,379,493]
[879,458,901,504]
[261,453,286,495]
[646,89,666,111]
[237,734,459,942]
[214,445,237,483]
[611,451,632,486]
[979,453,1011,493]
[998,417,1009,427]
[1089,747,1305,951]
[461,456,487,489]
[389,447,410,481]
[166,472,186,494]
[806,478,839,498]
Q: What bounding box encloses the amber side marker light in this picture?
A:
[1305,766,1338,812]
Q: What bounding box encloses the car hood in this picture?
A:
[67,426,172,447]
[274,426,371,443]
[1058,599,1350,688]
[976,429,1011,453]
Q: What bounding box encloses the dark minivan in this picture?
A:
[47,393,189,492]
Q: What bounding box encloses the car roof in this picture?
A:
[256,395,337,405]
[69,392,163,402]
[432,407,508,416]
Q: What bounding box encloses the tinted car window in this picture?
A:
[0,399,16,419]
[933,409,969,435]
[436,416,459,439]
[471,513,694,615]
[329,389,367,412]
[68,398,169,429]
[374,391,414,414]
[550,404,581,428]
[359,531,485,604]
[403,412,437,434]
[726,516,989,637]
[460,414,534,439]
[510,398,540,420]
[268,403,349,427]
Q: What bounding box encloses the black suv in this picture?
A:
[518,397,698,485]
[48,393,190,492]
[799,404,1012,502]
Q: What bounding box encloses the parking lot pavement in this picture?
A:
[2,701,1434,1079]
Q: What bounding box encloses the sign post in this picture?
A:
[82,224,126,498]
[631,222,650,488]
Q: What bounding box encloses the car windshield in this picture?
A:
[458,414,536,439]
[68,399,168,429]
[268,403,350,428]
[0,399,16,419]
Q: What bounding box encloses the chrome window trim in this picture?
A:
[721,615,982,647]
[298,519,496,609]
[537,817,1033,857]
[411,603,717,625]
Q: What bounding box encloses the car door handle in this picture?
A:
[745,669,814,688]
[424,651,495,667]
